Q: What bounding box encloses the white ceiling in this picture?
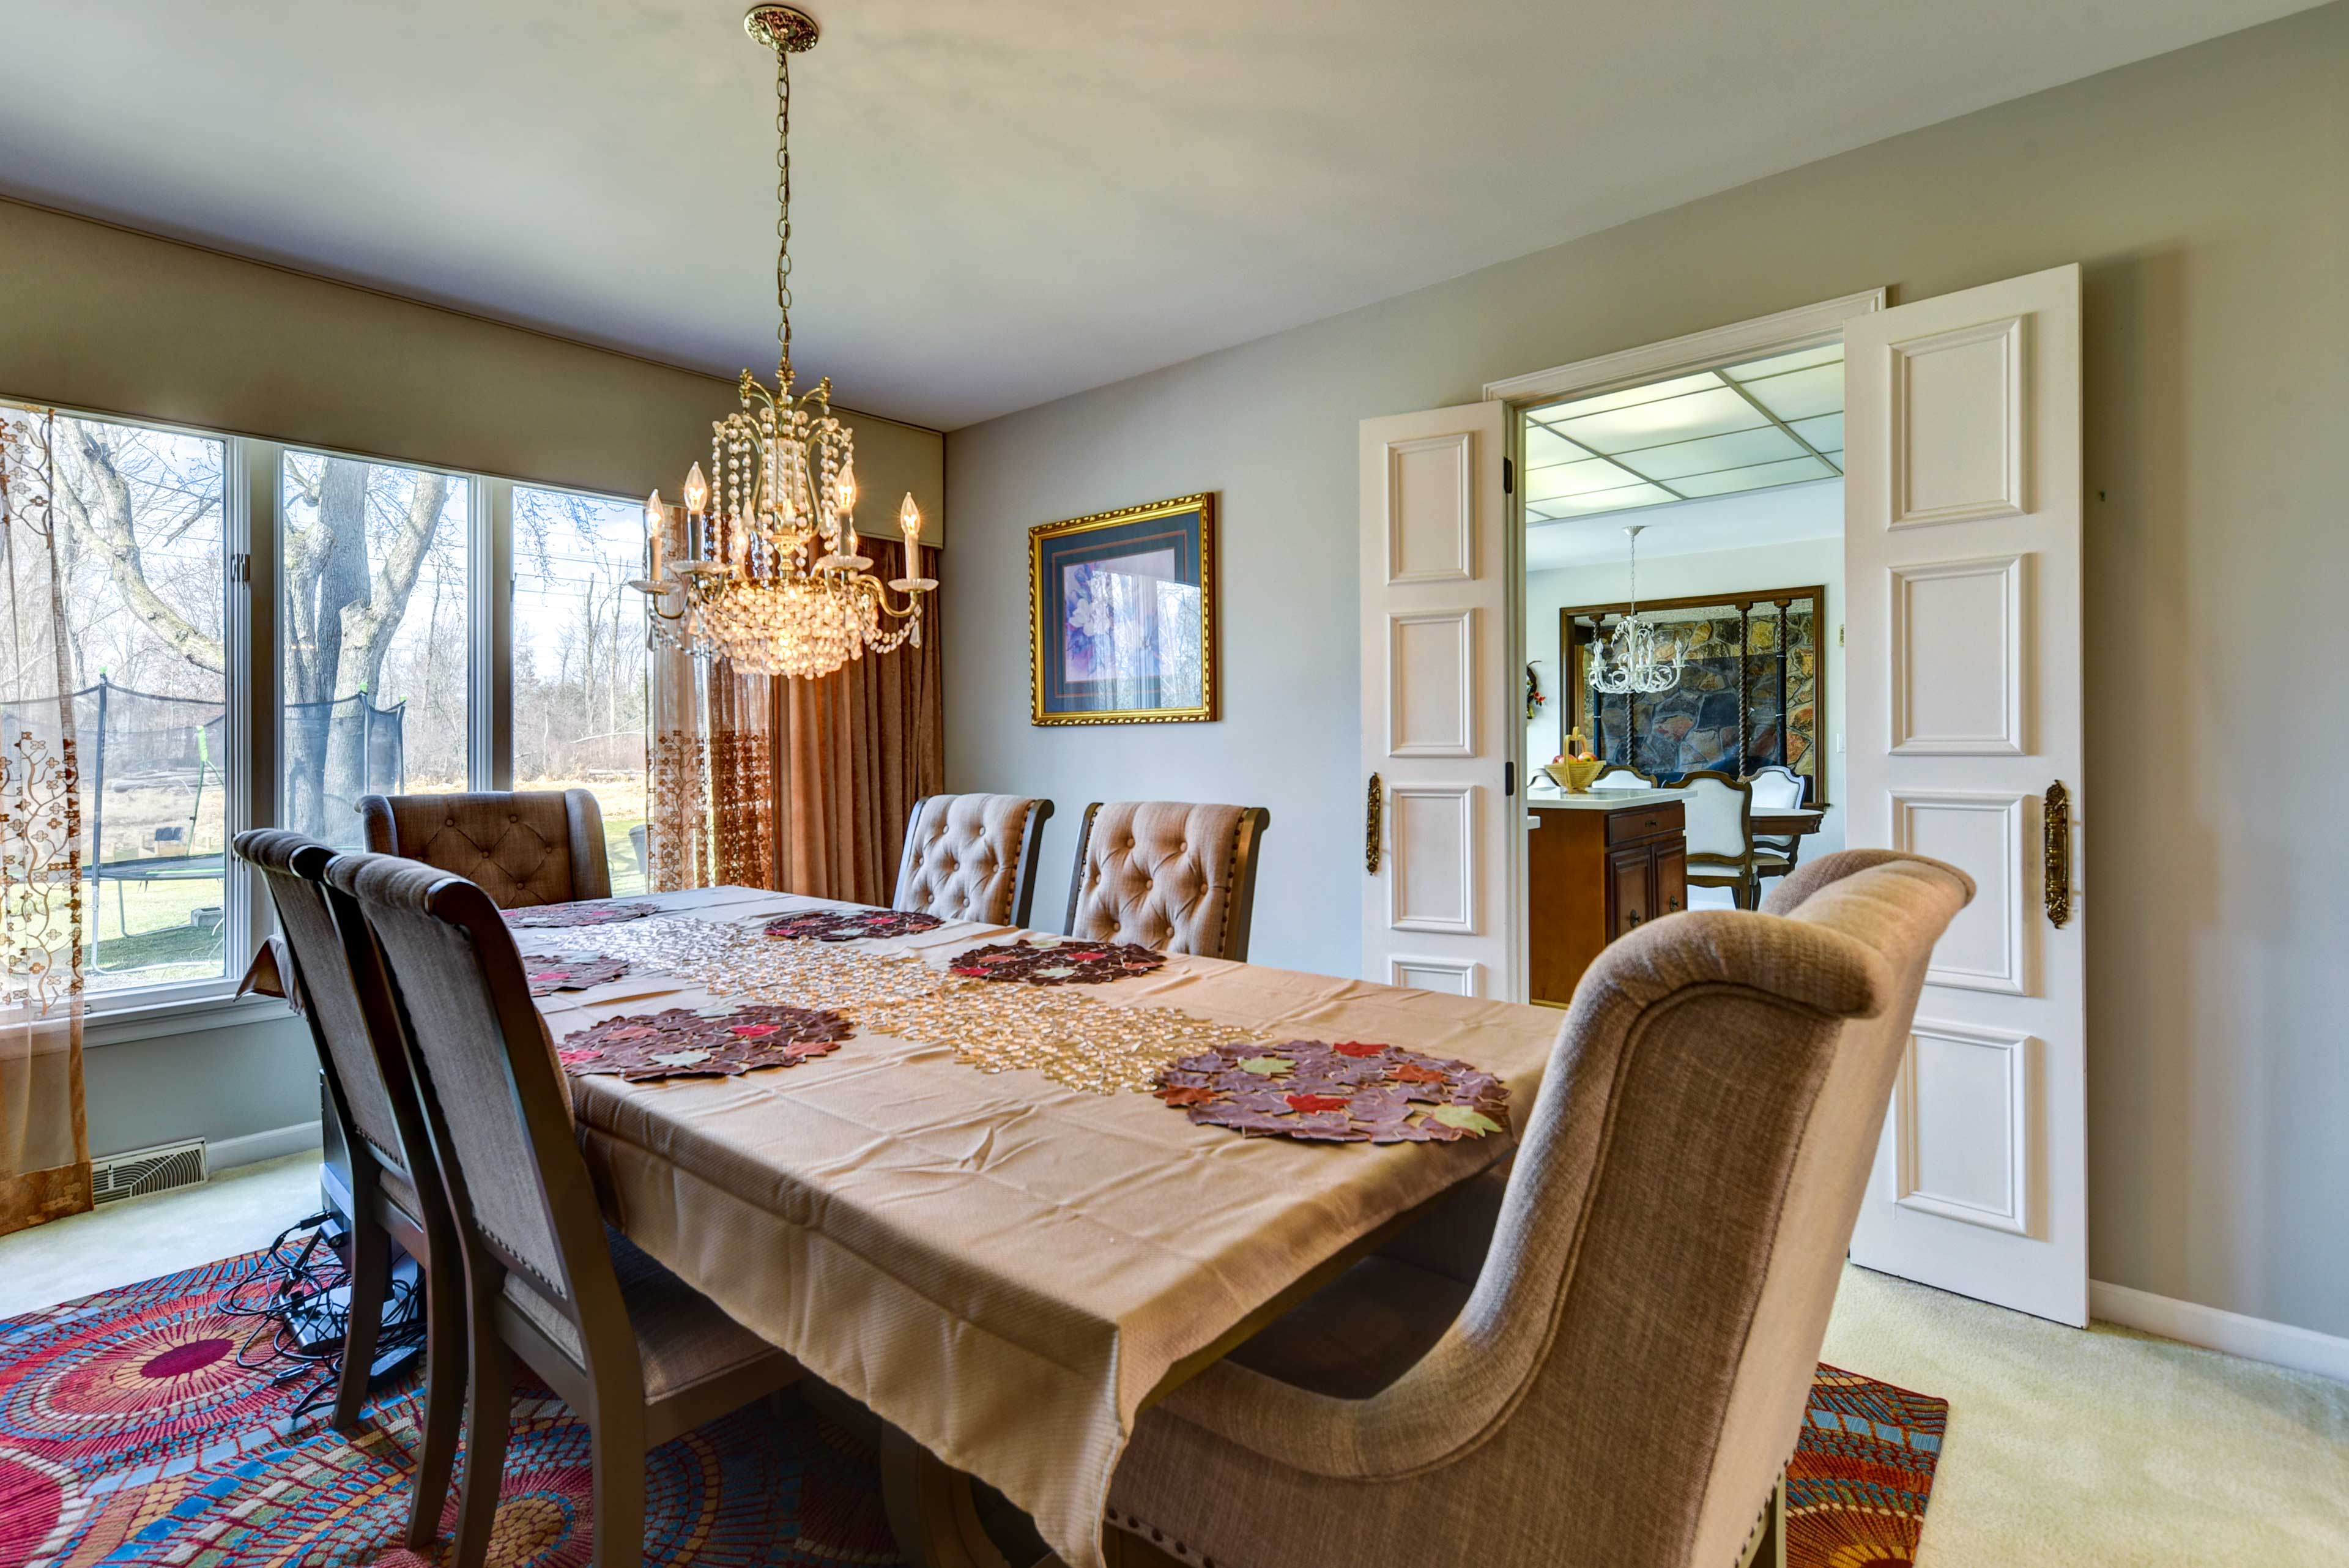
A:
[1524,475,1842,573]
[0,1,2318,429]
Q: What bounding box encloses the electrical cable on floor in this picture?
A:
[218,1210,426,1421]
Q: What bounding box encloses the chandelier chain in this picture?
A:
[774,43,793,387]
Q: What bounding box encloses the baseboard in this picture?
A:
[207,1120,323,1173]
[2090,1279,2349,1384]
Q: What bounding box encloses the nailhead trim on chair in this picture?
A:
[1106,1506,1212,1567]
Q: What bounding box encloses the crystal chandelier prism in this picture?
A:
[1587,525,1683,696]
[631,4,933,680]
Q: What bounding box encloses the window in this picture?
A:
[4,412,236,995]
[7,397,655,1015]
[279,453,472,847]
[511,486,650,894]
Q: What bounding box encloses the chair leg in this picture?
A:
[589,1402,648,1568]
[450,1307,513,1568]
[332,1216,388,1432]
[404,1263,466,1547]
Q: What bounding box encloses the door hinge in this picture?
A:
[1504,760,1516,798]
[1502,456,1514,495]
[231,552,251,585]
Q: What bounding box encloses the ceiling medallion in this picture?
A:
[632,4,933,680]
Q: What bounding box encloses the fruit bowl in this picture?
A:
[1542,757,1603,793]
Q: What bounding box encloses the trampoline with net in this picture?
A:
[0,678,404,987]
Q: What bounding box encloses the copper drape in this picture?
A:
[774,538,944,903]
[1,406,94,1235]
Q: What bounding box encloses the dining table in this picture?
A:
[509,883,1568,1568]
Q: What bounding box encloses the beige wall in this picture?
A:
[0,195,944,537]
[945,4,2349,1337]
[0,193,946,1163]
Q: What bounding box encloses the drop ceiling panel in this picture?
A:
[1549,386,1770,453]
[1539,480,1680,515]
[1789,412,1845,454]
[1741,362,1846,422]
[1670,454,1836,497]
[1621,425,1805,480]
[1526,456,1644,501]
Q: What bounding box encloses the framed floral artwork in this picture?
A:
[1028,492,1217,725]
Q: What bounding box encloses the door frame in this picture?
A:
[1479,288,1886,1000]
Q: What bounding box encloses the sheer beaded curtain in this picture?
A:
[1,407,94,1235]
[645,510,711,894]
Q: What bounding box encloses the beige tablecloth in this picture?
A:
[518,889,1565,1568]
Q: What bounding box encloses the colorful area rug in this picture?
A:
[0,1253,1945,1567]
[1789,1364,1948,1567]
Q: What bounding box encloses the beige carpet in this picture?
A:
[1822,1265,2349,1567]
[0,1152,320,1319]
[4,1162,2343,1564]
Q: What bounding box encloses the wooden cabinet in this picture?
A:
[1527,798,1689,1006]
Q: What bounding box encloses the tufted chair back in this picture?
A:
[1063,800,1272,962]
[358,790,612,910]
[892,794,1055,928]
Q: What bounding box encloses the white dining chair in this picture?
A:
[1679,770,1761,909]
[1747,765,1808,893]
[1591,764,1657,791]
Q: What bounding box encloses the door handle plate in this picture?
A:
[1365,773,1383,874]
[2043,781,2071,927]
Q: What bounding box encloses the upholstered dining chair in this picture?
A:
[893,793,1056,927]
[1678,768,1763,909]
[1105,850,1974,1568]
[1064,800,1272,962]
[325,849,803,1568]
[1746,765,1809,892]
[357,790,612,910]
[232,829,463,1549]
[1592,762,1657,790]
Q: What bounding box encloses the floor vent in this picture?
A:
[89,1139,209,1205]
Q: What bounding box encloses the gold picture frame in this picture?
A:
[1029,492,1217,726]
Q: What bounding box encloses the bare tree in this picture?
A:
[281,456,451,833]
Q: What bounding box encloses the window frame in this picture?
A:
[2,397,257,1015]
[7,393,649,1024]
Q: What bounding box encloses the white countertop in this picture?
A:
[1526,789,1693,809]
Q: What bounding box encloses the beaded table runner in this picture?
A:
[530,911,1269,1097]
[503,900,658,929]
[853,981,1269,1096]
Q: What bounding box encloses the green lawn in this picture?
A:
[11,782,648,995]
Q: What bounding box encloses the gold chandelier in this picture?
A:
[632,4,932,680]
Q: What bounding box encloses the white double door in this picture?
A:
[1358,264,2088,1326]
[1842,264,2088,1326]
[1357,401,1515,1001]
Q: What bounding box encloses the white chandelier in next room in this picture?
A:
[631,4,933,680]
[1587,524,1685,697]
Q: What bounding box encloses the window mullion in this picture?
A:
[478,477,512,790]
[233,438,283,971]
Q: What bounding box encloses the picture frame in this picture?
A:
[1029,492,1218,726]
